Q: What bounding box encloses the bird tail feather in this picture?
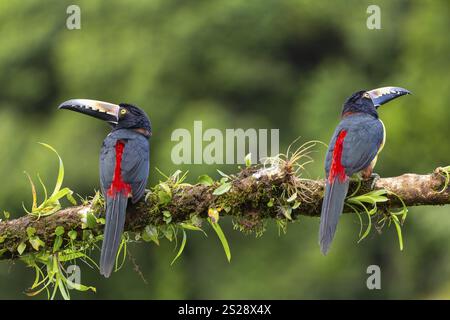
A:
[100,194,128,278]
[319,179,349,255]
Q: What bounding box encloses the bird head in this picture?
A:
[342,86,411,118]
[58,99,152,137]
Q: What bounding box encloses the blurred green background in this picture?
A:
[0,0,449,299]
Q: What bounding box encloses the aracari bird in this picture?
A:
[319,87,411,255]
[59,99,151,277]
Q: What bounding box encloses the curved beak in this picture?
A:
[367,86,411,107]
[58,99,120,124]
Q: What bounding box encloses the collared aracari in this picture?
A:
[59,99,151,277]
[319,87,411,255]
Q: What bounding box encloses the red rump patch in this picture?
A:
[329,130,348,183]
[107,141,132,197]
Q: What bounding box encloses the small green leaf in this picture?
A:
[54,226,65,237]
[53,236,63,253]
[163,227,174,242]
[198,174,214,186]
[17,242,27,255]
[82,230,91,240]
[163,211,172,224]
[26,227,36,238]
[281,206,292,220]
[159,182,172,197]
[244,153,252,167]
[66,192,77,205]
[292,201,301,209]
[24,172,37,212]
[355,203,372,243]
[213,182,232,196]
[66,280,96,293]
[115,236,128,272]
[3,211,10,219]
[287,193,297,202]
[29,236,45,251]
[267,198,274,207]
[190,214,202,227]
[392,215,404,251]
[58,251,85,262]
[219,177,228,184]
[171,229,187,265]
[37,173,48,202]
[217,169,231,180]
[180,223,207,236]
[38,143,65,199]
[208,218,231,262]
[142,225,159,245]
[68,230,77,241]
[158,190,172,205]
[0,235,6,244]
[86,213,97,229]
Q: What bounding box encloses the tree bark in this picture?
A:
[0,165,448,261]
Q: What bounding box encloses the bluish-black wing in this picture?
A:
[99,136,117,196]
[341,116,384,176]
[325,115,384,177]
[121,136,150,203]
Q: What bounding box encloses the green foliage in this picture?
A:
[115,235,128,272]
[23,252,96,300]
[208,218,232,263]
[170,229,187,266]
[198,174,214,186]
[23,143,76,218]
[142,225,159,245]
[244,153,252,168]
[14,145,99,299]
[213,182,232,196]
[347,189,408,251]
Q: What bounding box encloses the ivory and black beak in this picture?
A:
[366,86,411,107]
[58,99,121,124]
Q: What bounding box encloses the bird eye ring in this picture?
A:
[363,92,370,98]
[120,109,127,116]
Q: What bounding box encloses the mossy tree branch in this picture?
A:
[0,165,449,261]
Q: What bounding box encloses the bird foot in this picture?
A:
[369,173,380,189]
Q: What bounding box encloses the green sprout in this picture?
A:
[23,143,76,218]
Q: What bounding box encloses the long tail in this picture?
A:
[100,194,128,278]
[319,178,349,255]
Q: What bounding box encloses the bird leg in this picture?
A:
[360,165,380,188]
[369,173,381,189]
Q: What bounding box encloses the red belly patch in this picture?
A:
[329,130,348,183]
[107,141,132,197]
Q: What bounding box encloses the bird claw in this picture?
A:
[370,173,380,189]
